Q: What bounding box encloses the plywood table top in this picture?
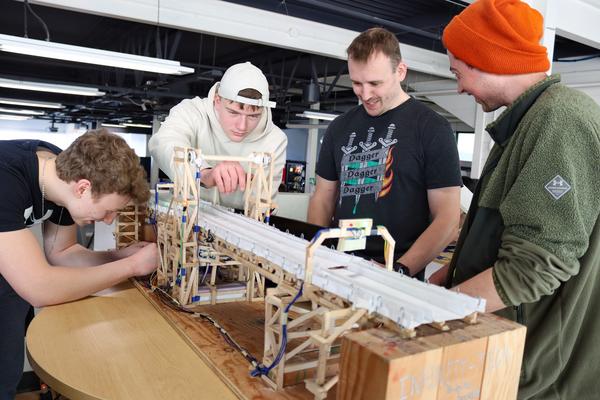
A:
[26,281,237,400]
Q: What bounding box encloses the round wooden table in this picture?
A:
[26,281,237,400]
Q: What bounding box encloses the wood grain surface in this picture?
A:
[133,280,322,399]
[26,281,237,400]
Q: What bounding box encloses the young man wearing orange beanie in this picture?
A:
[437,0,600,398]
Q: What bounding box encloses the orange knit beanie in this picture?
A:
[442,0,550,74]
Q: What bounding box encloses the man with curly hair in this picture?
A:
[0,128,159,398]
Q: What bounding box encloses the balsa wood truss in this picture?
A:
[118,146,524,400]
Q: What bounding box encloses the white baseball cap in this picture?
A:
[217,62,276,108]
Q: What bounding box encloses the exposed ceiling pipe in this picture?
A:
[323,64,346,99]
[168,30,182,60]
[444,0,469,8]
[283,55,301,99]
[293,0,441,41]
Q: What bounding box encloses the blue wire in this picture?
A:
[310,229,329,244]
[250,283,304,377]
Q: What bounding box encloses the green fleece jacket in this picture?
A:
[448,75,600,399]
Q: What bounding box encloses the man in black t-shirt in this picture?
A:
[308,28,462,276]
[0,129,158,398]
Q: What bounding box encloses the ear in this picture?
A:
[73,179,91,198]
[396,62,408,82]
[214,93,222,107]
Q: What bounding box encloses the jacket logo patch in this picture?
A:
[545,175,571,200]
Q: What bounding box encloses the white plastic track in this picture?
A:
[159,200,485,329]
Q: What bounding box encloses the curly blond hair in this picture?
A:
[56,128,149,204]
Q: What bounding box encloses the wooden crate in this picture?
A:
[338,313,525,400]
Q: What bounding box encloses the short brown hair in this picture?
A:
[217,87,262,112]
[347,27,402,70]
[56,128,149,204]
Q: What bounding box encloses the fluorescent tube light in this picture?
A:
[0,114,32,121]
[0,97,63,109]
[297,110,340,121]
[101,123,126,128]
[123,123,152,128]
[0,106,44,115]
[0,34,194,75]
[0,78,105,96]
[286,122,330,129]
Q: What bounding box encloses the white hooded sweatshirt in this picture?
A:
[148,83,287,209]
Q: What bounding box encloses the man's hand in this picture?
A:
[128,243,159,276]
[114,241,153,259]
[202,162,246,193]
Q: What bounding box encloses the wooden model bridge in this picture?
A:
[117,147,526,400]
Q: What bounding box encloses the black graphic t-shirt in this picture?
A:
[0,140,74,232]
[316,98,462,259]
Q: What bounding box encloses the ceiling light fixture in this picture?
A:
[286,122,330,129]
[123,123,153,129]
[101,123,126,128]
[0,34,194,75]
[0,106,44,115]
[0,97,63,109]
[0,114,32,121]
[297,110,340,121]
[0,77,105,96]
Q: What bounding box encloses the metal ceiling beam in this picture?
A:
[29,0,454,78]
[552,0,600,51]
[292,0,441,41]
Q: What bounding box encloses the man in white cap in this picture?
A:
[149,62,287,209]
